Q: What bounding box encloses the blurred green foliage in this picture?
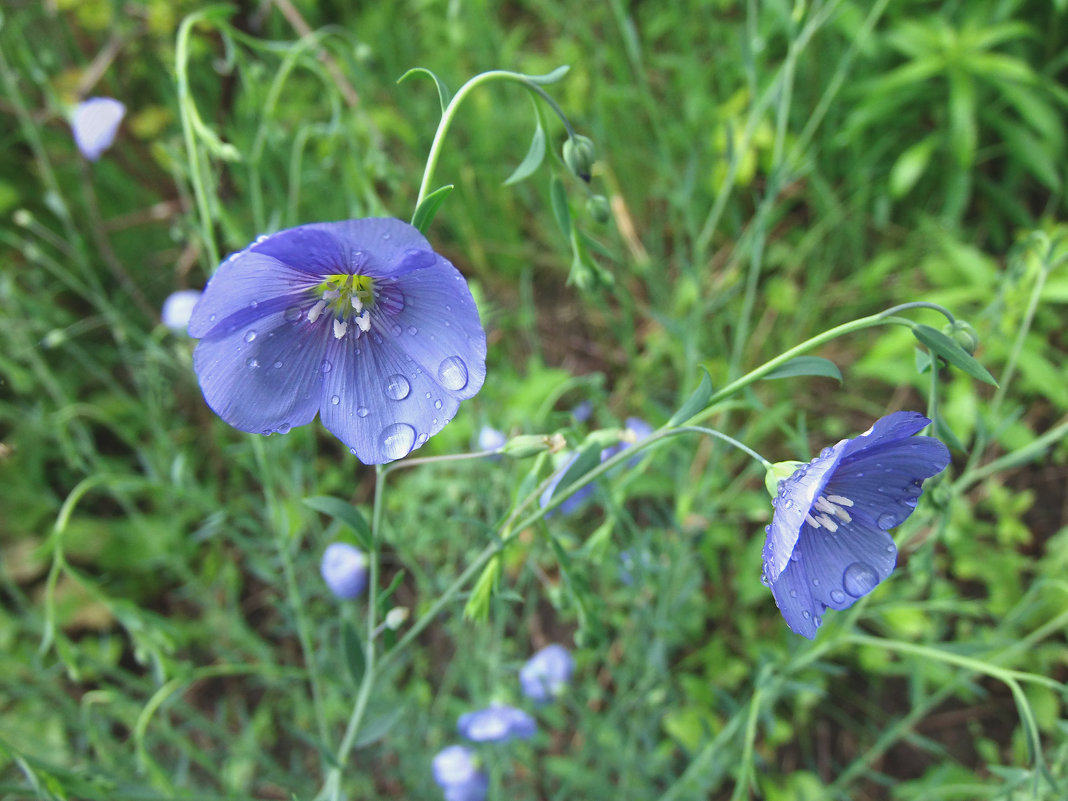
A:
[2,0,1068,799]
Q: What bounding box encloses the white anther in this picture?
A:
[322,289,340,301]
[805,513,821,529]
[814,496,837,514]
[355,311,371,332]
[817,514,838,533]
[833,507,852,523]
[351,294,363,313]
[308,300,327,323]
[333,318,348,339]
[825,494,854,507]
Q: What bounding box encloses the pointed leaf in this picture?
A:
[761,356,842,383]
[889,136,937,198]
[304,496,372,550]
[341,620,365,685]
[521,65,570,85]
[411,184,454,234]
[912,324,998,385]
[550,176,572,239]
[397,67,451,113]
[353,707,405,749]
[668,367,714,426]
[503,119,547,185]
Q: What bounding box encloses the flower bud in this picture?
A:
[320,542,368,599]
[943,320,979,355]
[586,194,611,224]
[384,606,409,630]
[502,434,556,458]
[563,134,595,182]
[764,460,804,497]
[162,289,203,334]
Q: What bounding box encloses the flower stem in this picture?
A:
[413,69,577,212]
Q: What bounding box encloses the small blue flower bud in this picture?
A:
[586,194,611,224]
[162,290,203,334]
[320,542,368,599]
[563,134,596,182]
[520,644,574,703]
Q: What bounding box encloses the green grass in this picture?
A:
[2,0,1068,799]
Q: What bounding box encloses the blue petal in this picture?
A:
[318,331,462,464]
[71,97,125,160]
[193,307,330,435]
[189,252,320,338]
[375,254,487,402]
[838,411,931,461]
[771,518,897,639]
[457,705,537,742]
[247,225,349,276]
[299,218,435,278]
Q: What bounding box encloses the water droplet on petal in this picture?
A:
[417,433,428,445]
[408,325,417,335]
[379,422,416,460]
[789,589,798,598]
[350,447,358,456]
[244,330,257,343]
[384,374,411,401]
[209,314,217,322]
[876,512,897,530]
[391,324,403,337]
[356,406,369,418]
[811,577,820,587]
[250,300,259,309]
[820,446,833,458]
[433,399,442,410]
[813,615,822,626]
[246,357,260,369]
[284,306,302,322]
[331,395,341,405]
[843,562,879,597]
[437,356,469,391]
[320,359,332,374]
[784,499,794,509]
[277,422,291,434]
[830,589,846,604]
[801,610,811,620]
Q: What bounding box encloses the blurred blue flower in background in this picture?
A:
[320,542,368,599]
[601,417,654,466]
[476,424,507,453]
[71,97,125,161]
[457,704,537,742]
[432,745,488,801]
[519,644,574,703]
[162,290,202,334]
[761,411,950,638]
[189,218,486,463]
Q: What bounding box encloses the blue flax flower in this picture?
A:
[432,745,488,801]
[762,411,950,639]
[320,542,368,599]
[189,218,486,464]
[71,97,125,161]
[520,644,574,703]
[457,704,537,742]
[162,289,202,334]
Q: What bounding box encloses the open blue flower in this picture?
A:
[71,97,125,161]
[457,704,537,742]
[519,644,574,703]
[761,411,950,639]
[320,542,368,599]
[189,218,486,464]
[432,745,488,801]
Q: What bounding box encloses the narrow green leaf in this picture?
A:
[549,176,572,239]
[376,570,407,616]
[353,707,405,749]
[889,136,936,198]
[550,442,604,506]
[761,356,843,383]
[303,496,372,550]
[914,346,934,374]
[410,184,454,234]
[912,324,998,385]
[503,120,547,185]
[396,67,451,113]
[463,556,499,621]
[521,65,570,85]
[341,621,365,685]
[668,367,714,426]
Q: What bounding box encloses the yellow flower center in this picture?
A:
[307,273,376,339]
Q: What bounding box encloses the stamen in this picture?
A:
[825,494,854,507]
[333,318,348,339]
[308,300,327,323]
[813,496,836,514]
[817,514,838,533]
[351,295,363,313]
[805,513,821,529]
[355,311,371,332]
[322,289,340,301]
[833,507,852,523]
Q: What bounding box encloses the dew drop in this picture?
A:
[391,324,403,337]
[277,423,291,434]
[784,499,794,509]
[764,524,771,534]
[273,360,283,369]
[789,589,798,598]
[356,406,369,418]
[384,374,411,401]
[320,359,332,374]
[262,428,272,435]
[244,330,257,343]
[379,422,416,460]
[246,357,260,369]
[811,577,820,587]
[424,392,432,399]
[801,610,811,620]
[250,300,259,309]
[830,589,846,605]
[350,447,358,456]
[820,446,833,458]
[407,325,417,335]
[886,544,895,553]
[437,355,469,391]
[876,512,897,530]
[433,399,442,410]
[813,615,822,626]
[843,562,879,597]
[331,395,341,405]
[209,313,217,322]
[284,306,302,322]
[417,433,428,445]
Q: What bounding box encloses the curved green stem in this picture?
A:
[414,70,577,211]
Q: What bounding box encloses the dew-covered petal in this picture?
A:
[376,253,487,402]
[318,330,462,464]
[838,411,932,461]
[828,436,950,530]
[297,218,434,279]
[189,252,321,338]
[193,308,331,435]
[247,224,351,276]
[761,449,842,585]
[71,97,125,160]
